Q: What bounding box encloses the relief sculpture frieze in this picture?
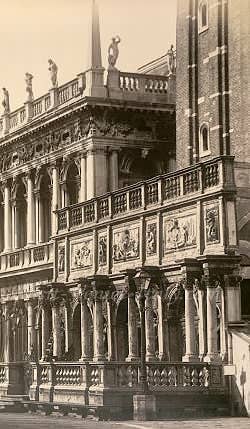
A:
[205,206,220,243]
[113,227,139,262]
[164,215,196,251]
[71,239,93,269]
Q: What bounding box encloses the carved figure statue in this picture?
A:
[167,44,176,74]
[108,36,121,69]
[25,72,34,102]
[48,58,58,88]
[2,88,10,114]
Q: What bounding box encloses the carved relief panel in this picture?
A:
[164,214,197,252]
[71,238,93,269]
[205,205,220,244]
[146,222,157,257]
[113,226,139,262]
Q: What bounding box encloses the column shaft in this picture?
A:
[80,298,90,361]
[126,293,139,361]
[52,166,59,235]
[80,156,86,202]
[41,306,50,360]
[204,285,220,362]
[52,305,61,358]
[183,286,198,362]
[4,304,11,362]
[86,150,95,199]
[27,300,36,355]
[145,295,156,361]
[106,299,114,361]
[4,185,12,252]
[109,150,118,192]
[27,176,35,245]
[93,297,105,361]
[198,288,207,359]
[157,295,166,360]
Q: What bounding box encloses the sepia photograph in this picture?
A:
[0,0,249,428]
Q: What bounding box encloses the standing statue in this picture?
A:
[108,36,121,69]
[167,44,176,74]
[2,88,10,114]
[48,58,58,88]
[25,72,34,102]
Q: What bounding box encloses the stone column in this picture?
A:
[182,282,199,362]
[79,155,86,202]
[86,149,95,199]
[145,294,156,361]
[106,297,114,361]
[3,303,11,362]
[93,291,105,362]
[41,301,50,361]
[79,292,90,361]
[224,275,241,322]
[51,298,62,359]
[109,150,119,192]
[27,174,36,246]
[12,200,20,249]
[27,299,36,356]
[35,191,43,243]
[196,283,207,360]
[157,294,166,361]
[51,165,59,235]
[204,277,221,362]
[126,291,139,361]
[3,182,12,252]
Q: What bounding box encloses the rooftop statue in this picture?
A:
[25,72,34,102]
[167,44,176,74]
[48,58,58,88]
[2,88,10,114]
[108,36,121,69]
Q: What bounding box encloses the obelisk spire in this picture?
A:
[85,0,106,97]
[87,0,102,70]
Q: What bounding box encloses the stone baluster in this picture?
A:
[27,299,36,356]
[145,292,157,361]
[93,289,105,362]
[109,150,119,192]
[27,174,36,246]
[3,181,12,252]
[79,155,86,202]
[203,275,221,362]
[51,164,59,235]
[126,291,139,361]
[79,290,90,361]
[182,280,199,362]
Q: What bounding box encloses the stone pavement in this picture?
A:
[0,414,249,429]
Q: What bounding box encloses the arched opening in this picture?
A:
[119,154,161,188]
[40,173,52,242]
[200,123,210,155]
[72,303,93,360]
[0,191,4,252]
[66,163,80,206]
[15,180,27,248]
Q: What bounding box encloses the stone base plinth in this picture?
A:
[204,354,222,363]
[53,386,88,405]
[133,394,156,421]
[182,354,200,362]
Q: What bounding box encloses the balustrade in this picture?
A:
[119,72,169,95]
[0,242,53,273]
[57,157,233,232]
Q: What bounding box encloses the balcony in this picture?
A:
[0,242,53,275]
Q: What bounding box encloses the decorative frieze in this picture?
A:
[164,215,196,251]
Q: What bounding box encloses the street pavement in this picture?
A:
[0,414,249,429]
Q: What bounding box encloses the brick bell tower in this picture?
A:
[176,0,250,316]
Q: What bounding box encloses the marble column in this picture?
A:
[3,182,12,252]
[27,175,36,246]
[93,292,105,361]
[12,200,20,249]
[126,292,139,361]
[197,285,207,360]
[27,299,36,356]
[41,303,50,361]
[86,149,95,199]
[3,303,11,362]
[106,298,114,361]
[51,301,62,359]
[204,278,221,362]
[182,283,199,362]
[109,150,119,192]
[157,294,166,361]
[79,294,90,361]
[145,294,156,361]
[35,191,44,243]
[51,165,59,235]
[79,155,86,202]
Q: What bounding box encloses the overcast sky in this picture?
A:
[0,0,177,111]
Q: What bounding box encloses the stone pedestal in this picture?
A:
[133,394,156,421]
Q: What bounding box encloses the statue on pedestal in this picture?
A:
[167,44,176,74]
[25,73,34,102]
[2,88,10,114]
[48,58,58,88]
[108,36,121,69]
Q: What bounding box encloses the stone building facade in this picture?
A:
[0,0,249,419]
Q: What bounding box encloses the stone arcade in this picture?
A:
[0,0,249,420]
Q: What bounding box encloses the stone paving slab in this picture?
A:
[0,414,249,429]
